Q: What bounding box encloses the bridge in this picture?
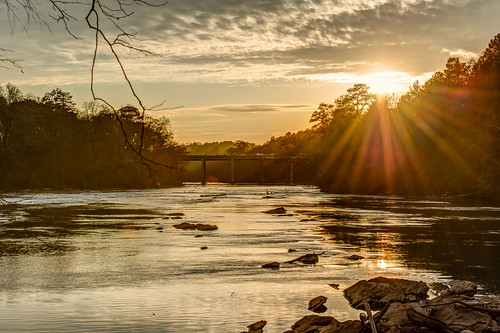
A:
[179,154,305,185]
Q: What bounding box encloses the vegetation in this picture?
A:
[0,86,184,190]
[248,34,500,197]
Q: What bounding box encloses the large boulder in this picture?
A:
[343,276,429,311]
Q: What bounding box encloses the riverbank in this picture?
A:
[243,277,500,333]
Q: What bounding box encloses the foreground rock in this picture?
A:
[172,222,218,231]
[344,276,429,310]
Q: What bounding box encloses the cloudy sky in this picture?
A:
[1,0,499,143]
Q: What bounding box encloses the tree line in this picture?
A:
[0,87,184,189]
[241,34,500,197]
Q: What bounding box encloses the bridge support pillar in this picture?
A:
[201,159,207,185]
[259,158,264,185]
[230,159,235,184]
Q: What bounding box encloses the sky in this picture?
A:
[1,0,499,143]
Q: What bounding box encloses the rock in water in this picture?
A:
[263,207,286,214]
[347,254,364,261]
[308,295,328,313]
[286,315,362,333]
[261,262,280,269]
[172,222,218,231]
[285,253,320,265]
[246,320,266,332]
[343,276,429,311]
[448,280,477,296]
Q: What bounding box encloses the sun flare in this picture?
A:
[362,72,411,95]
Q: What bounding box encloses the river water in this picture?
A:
[1,185,499,332]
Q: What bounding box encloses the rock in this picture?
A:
[285,253,321,265]
[173,222,218,231]
[263,207,286,214]
[378,294,500,333]
[194,234,203,238]
[155,227,164,230]
[262,196,274,199]
[448,280,477,296]
[200,193,227,197]
[343,276,429,311]
[171,216,183,219]
[308,295,328,313]
[347,254,364,261]
[247,320,266,332]
[288,249,297,252]
[261,262,280,269]
[166,212,185,216]
[200,246,208,250]
[289,315,362,333]
[328,283,340,289]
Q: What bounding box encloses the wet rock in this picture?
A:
[194,234,203,238]
[246,320,266,332]
[261,262,280,269]
[155,227,164,230]
[262,196,274,199]
[288,249,297,253]
[448,280,477,296]
[343,276,429,311]
[308,295,328,313]
[328,283,340,289]
[200,193,227,197]
[166,212,185,216]
[378,294,500,333]
[263,207,286,214]
[200,246,208,250]
[347,254,364,261]
[285,253,321,265]
[173,222,218,231]
[287,315,362,333]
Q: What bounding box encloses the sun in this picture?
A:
[362,72,411,95]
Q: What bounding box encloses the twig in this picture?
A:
[364,302,378,333]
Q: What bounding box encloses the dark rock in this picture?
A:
[166,212,185,216]
[289,315,362,333]
[261,262,280,269]
[288,249,297,252]
[285,253,321,265]
[200,246,208,250]
[262,196,274,199]
[173,222,218,231]
[328,283,340,289]
[343,276,429,311]
[448,280,477,296]
[263,207,286,214]
[194,234,204,238]
[155,227,164,230]
[378,294,500,333]
[347,254,364,261]
[200,193,227,197]
[308,295,328,313]
[247,320,266,332]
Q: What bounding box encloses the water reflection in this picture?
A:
[309,195,500,294]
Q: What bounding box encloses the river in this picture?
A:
[1,185,499,332]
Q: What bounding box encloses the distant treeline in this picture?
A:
[0,88,184,189]
[239,34,500,197]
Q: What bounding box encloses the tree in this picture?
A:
[310,83,375,131]
[42,88,77,111]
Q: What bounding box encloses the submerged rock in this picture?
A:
[285,253,321,265]
[343,276,429,311]
[261,262,280,269]
[173,222,218,231]
[308,295,328,313]
[347,254,364,261]
[263,207,286,214]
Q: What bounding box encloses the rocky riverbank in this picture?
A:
[242,277,500,333]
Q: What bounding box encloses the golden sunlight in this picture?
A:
[362,72,411,95]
